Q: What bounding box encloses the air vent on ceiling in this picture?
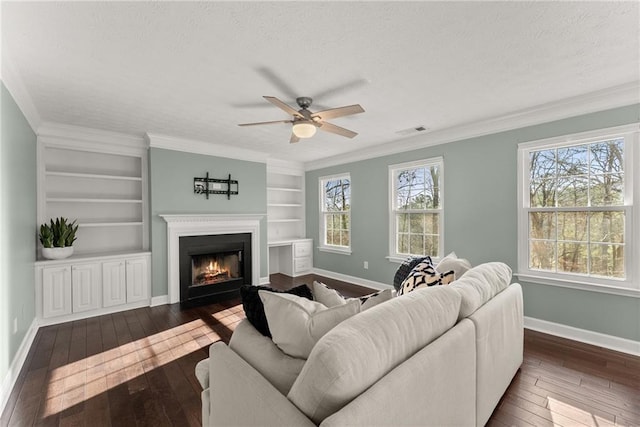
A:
[396,125,430,136]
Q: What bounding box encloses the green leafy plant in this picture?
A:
[39,217,78,248]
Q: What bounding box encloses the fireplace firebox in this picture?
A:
[179,233,252,307]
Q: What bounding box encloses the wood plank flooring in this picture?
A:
[2,274,639,426]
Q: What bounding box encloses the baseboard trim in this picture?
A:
[259,276,270,285]
[524,316,640,357]
[150,295,169,307]
[0,318,39,416]
[312,268,392,291]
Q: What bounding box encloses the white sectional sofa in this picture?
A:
[196,262,523,426]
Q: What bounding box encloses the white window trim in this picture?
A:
[319,172,352,255]
[388,157,444,263]
[516,123,640,296]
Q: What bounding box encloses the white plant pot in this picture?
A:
[42,246,74,260]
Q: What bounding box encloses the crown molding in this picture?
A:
[266,157,305,175]
[37,122,147,156]
[305,81,640,171]
[1,49,41,132]
[146,133,268,163]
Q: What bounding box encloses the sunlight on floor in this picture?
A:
[40,308,240,418]
[547,396,615,426]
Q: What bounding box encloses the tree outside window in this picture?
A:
[390,158,443,259]
[320,175,351,251]
[527,138,626,279]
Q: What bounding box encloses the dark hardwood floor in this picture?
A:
[2,274,639,426]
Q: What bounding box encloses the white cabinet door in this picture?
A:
[126,258,148,303]
[102,260,126,307]
[42,266,72,318]
[71,263,101,313]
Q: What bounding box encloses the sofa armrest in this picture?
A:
[205,341,315,427]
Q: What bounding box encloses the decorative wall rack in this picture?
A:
[194,173,239,199]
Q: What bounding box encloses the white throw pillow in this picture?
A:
[436,252,472,280]
[313,281,394,311]
[259,290,360,359]
[312,281,347,307]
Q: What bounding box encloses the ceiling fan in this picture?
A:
[238,96,365,143]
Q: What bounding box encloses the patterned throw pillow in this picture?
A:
[240,284,313,337]
[398,260,455,295]
[393,256,431,291]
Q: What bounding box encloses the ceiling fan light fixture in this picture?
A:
[292,121,317,138]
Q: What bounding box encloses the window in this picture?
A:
[518,124,639,293]
[389,158,443,261]
[319,174,351,253]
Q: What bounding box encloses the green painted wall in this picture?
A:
[307,104,640,341]
[149,148,267,298]
[0,83,37,382]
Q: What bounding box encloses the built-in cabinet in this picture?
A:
[267,161,313,277]
[37,253,150,322]
[36,125,151,324]
[269,239,313,277]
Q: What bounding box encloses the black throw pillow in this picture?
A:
[240,284,313,337]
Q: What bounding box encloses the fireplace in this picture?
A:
[160,214,262,305]
[179,233,252,306]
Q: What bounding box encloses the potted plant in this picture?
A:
[39,217,79,260]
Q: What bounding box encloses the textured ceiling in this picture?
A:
[2,1,639,164]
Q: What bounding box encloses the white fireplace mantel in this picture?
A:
[160,214,264,304]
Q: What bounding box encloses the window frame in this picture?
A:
[388,157,444,263]
[319,173,352,255]
[517,123,639,296]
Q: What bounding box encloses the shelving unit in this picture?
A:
[267,171,305,242]
[266,161,313,276]
[38,137,148,257]
[35,124,151,324]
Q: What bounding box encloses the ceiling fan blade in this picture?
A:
[290,133,300,144]
[312,104,365,121]
[256,67,299,100]
[263,96,304,118]
[318,122,358,139]
[238,120,292,127]
[313,78,369,100]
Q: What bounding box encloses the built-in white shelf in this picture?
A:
[267,203,303,207]
[268,218,302,223]
[47,198,143,204]
[267,187,302,192]
[46,171,143,181]
[78,221,143,228]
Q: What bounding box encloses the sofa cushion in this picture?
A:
[436,252,472,279]
[450,262,512,319]
[392,255,431,291]
[287,285,462,424]
[229,319,306,395]
[398,259,455,295]
[259,291,361,359]
[312,281,393,311]
[240,284,313,337]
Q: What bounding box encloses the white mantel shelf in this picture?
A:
[160,213,265,304]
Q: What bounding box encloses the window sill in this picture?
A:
[318,246,352,255]
[515,272,640,298]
